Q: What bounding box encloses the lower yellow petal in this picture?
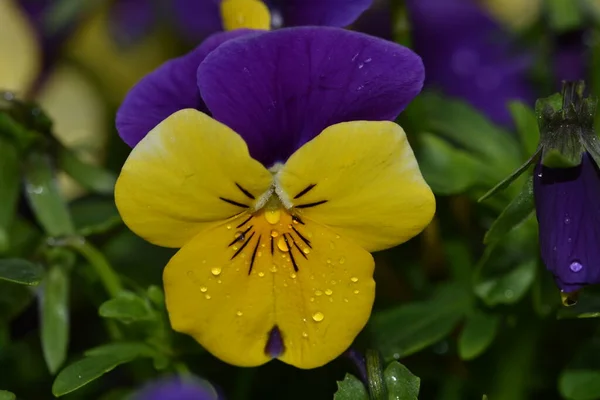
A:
[0,0,40,94]
[115,109,273,248]
[220,0,271,31]
[164,208,374,369]
[276,121,436,252]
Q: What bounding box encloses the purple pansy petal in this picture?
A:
[269,0,373,28]
[108,0,157,47]
[534,154,600,292]
[407,0,534,126]
[133,376,218,400]
[172,0,223,42]
[116,29,255,147]
[198,26,424,166]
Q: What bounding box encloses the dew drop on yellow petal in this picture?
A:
[350,277,359,283]
[265,209,281,224]
[339,257,345,264]
[309,297,315,302]
[302,332,309,338]
[325,289,333,296]
[270,230,279,237]
[226,225,232,230]
[312,312,324,322]
[200,286,208,293]
[303,248,310,254]
[277,237,289,252]
[270,265,278,273]
[258,272,265,277]
[211,267,222,276]
[205,294,211,300]
[232,246,239,251]
[315,290,323,296]
[236,311,243,316]
[353,289,360,295]
[290,272,297,279]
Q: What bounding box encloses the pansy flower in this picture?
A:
[115,27,435,368]
[132,376,219,400]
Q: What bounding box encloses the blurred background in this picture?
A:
[1,0,600,399]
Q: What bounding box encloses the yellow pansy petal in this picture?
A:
[276,121,435,252]
[115,109,273,248]
[0,0,40,94]
[164,209,374,368]
[220,0,271,31]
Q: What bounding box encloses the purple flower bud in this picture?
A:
[132,376,219,400]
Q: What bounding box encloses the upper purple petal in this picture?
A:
[406,0,534,126]
[197,26,424,166]
[269,0,373,28]
[534,154,600,292]
[132,376,218,400]
[108,0,157,47]
[116,29,255,147]
[172,0,223,42]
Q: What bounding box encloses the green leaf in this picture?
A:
[509,101,540,156]
[547,0,583,32]
[146,285,165,308]
[0,282,34,322]
[0,137,20,252]
[384,362,420,400]
[475,260,537,307]
[98,291,154,323]
[41,264,70,374]
[0,258,44,285]
[70,198,121,236]
[559,370,600,400]
[58,146,116,194]
[23,152,75,236]
[370,283,472,359]
[418,133,491,195]
[458,312,500,360]
[53,343,152,397]
[334,374,369,400]
[0,390,16,400]
[483,176,534,244]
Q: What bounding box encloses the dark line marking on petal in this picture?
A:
[248,235,261,275]
[292,215,305,225]
[236,215,253,228]
[270,236,274,256]
[292,227,312,248]
[284,234,299,272]
[219,197,249,208]
[231,231,255,260]
[289,234,307,260]
[293,184,316,199]
[235,183,255,200]
[295,200,328,209]
[228,225,253,247]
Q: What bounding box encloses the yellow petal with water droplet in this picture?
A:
[277,121,435,252]
[115,109,272,248]
[220,0,271,31]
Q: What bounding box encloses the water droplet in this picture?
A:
[293,218,299,224]
[271,230,279,237]
[277,238,289,252]
[330,280,336,285]
[205,294,211,300]
[312,312,324,322]
[358,63,364,69]
[236,310,243,316]
[356,85,364,91]
[310,297,315,302]
[353,289,360,295]
[315,290,323,296]
[570,261,583,273]
[339,257,345,264]
[232,245,239,251]
[211,267,222,276]
[302,332,309,338]
[504,289,514,299]
[290,272,297,279]
[265,209,281,224]
[227,225,232,230]
[537,172,543,178]
[200,286,208,293]
[344,298,349,303]
[568,237,573,243]
[564,217,571,225]
[364,58,372,63]
[258,272,265,277]
[270,265,278,273]
[325,289,333,296]
[350,277,359,283]
[258,251,262,257]
[303,248,310,254]
[561,290,579,306]
[217,279,222,284]
[326,259,331,264]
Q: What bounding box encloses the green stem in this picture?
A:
[71,239,123,298]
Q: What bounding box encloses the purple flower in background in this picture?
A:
[132,376,219,400]
[406,0,534,126]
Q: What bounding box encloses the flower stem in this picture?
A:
[71,239,123,298]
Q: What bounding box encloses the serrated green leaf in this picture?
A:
[384,362,420,400]
[0,258,44,285]
[509,101,540,156]
[0,390,16,400]
[58,146,116,194]
[334,374,369,400]
[41,264,70,374]
[0,137,20,253]
[458,312,500,360]
[370,283,472,359]
[23,152,75,236]
[52,353,139,397]
[98,291,154,323]
[483,176,534,244]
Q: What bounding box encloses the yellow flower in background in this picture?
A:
[482,0,542,31]
[114,28,434,368]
